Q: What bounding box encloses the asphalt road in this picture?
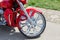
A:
[0,22,60,40]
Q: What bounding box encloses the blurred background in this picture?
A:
[27,0,60,11]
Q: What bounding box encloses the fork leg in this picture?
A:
[17,1,35,25]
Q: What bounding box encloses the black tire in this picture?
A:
[19,13,46,38]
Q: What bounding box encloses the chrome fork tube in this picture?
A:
[17,0,35,25]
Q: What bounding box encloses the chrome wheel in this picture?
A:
[19,12,46,38]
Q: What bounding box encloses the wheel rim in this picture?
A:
[19,12,45,37]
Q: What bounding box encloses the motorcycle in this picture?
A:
[0,0,46,38]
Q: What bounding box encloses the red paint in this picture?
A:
[0,0,43,29]
[0,0,13,8]
[26,7,42,17]
[0,0,26,8]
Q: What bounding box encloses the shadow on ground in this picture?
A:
[0,26,28,40]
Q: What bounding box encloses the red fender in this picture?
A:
[26,7,42,17]
[26,7,42,13]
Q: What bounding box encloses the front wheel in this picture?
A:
[19,10,46,38]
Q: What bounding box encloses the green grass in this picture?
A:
[27,0,60,11]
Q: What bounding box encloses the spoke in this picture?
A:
[37,15,41,21]
[33,27,38,34]
[29,10,33,16]
[20,20,32,34]
[37,23,43,28]
[31,17,34,21]
[24,26,32,34]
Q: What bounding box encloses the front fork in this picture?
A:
[17,0,35,25]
